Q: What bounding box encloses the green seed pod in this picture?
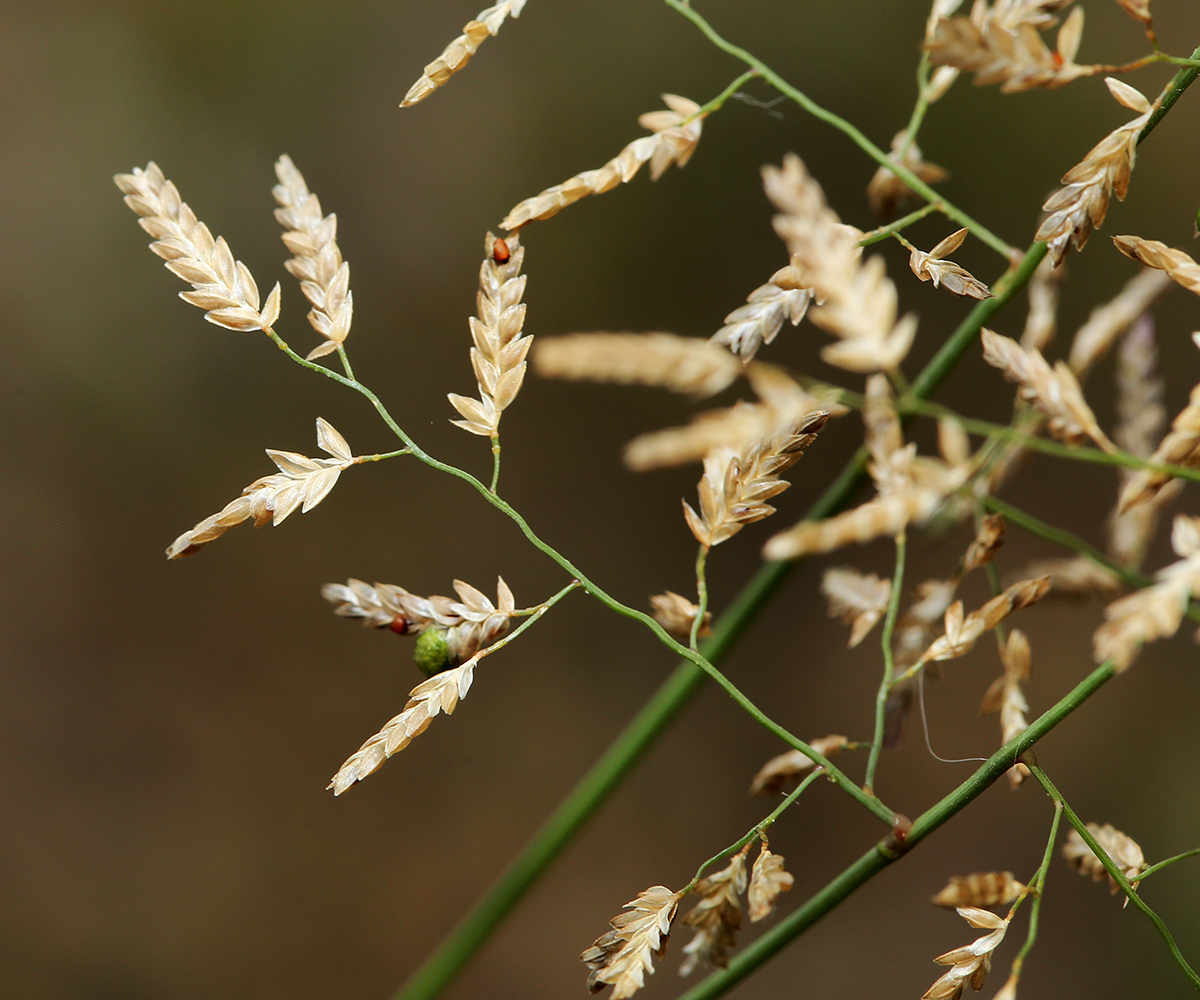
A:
[413,626,451,677]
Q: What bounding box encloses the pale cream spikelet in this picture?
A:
[581,885,680,999]
[981,328,1116,452]
[1119,381,1200,512]
[964,513,1006,573]
[709,278,813,362]
[1020,254,1063,352]
[649,591,712,641]
[679,849,748,976]
[822,567,892,648]
[980,628,1032,787]
[533,332,742,398]
[272,154,353,361]
[1036,78,1154,267]
[864,373,909,496]
[1067,266,1171,375]
[867,130,948,220]
[925,1,1096,93]
[1063,822,1146,893]
[909,228,992,299]
[1115,0,1153,26]
[683,410,830,549]
[501,94,704,231]
[932,871,1026,909]
[1014,554,1121,596]
[922,906,1011,1000]
[448,233,530,437]
[749,734,848,795]
[400,0,526,107]
[747,843,793,922]
[920,576,1051,663]
[1093,514,1200,671]
[166,418,354,559]
[1112,235,1200,296]
[114,162,281,332]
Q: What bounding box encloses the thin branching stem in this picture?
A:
[1001,797,1063,993]
[858,202,939,245]
[865,531,905,793]
[691,545,710,652]
[1138,847,1200,882]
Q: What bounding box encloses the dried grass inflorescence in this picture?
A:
[980,629,1032,786]
[400,0,526,107]
[649,591,712,641]
[114,162,281,332]
[925,0,1096,93]
[1118,380,1200,512]
[822,567,892,647]
[867,130,947,220]
[581,886,680,999]
[749,734,849,795]
[709,278,813,362]
[909,229,992,300]
[922,906,1011,1000]
[166,418,355,558]
[501,94,704,231]
[1063,822,1146,893]
[679,850,747,975]
[1112,235,1200,296]
[920,576,1050,664]
[747,843,793,922]
[448,233,531,437]
[1066,266,1171,376]
[272,154,353,361]
[1035,79,1154,267]
[932,871,1026,908]
[764,154,916,373]
[1093,514,1200,671]
[683,410,830,549]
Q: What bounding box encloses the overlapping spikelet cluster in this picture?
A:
[908,228,992,300]
[581,886,680,999]
[749,734,849,795]
[1063,822,1146,893]
[922,906,1011,1000]
[980,629,1033,786]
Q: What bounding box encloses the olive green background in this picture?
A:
[2,2,1198,999]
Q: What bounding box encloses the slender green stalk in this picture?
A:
[858,203,939,246]
[1000,798,1063,994]
[864,531,905,792]
[690,546,710,652]
[488,435,501,493]
[1139,847,1200,882]
[1026,763,1200,991]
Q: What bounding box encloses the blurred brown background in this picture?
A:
[2,2,1198,998]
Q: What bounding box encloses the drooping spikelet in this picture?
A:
[679,851,747,975]
[747,843,794,922]
[581,886,680,999]
[1035,79,1154,267]
[115,162,281,332]
[908,229,992,299]
[649,591,712,641]
[166,418,354,558]
[932,872,1026,909]
[1063,822,1146,893]
[272,154,353,361]
[922,906,1011,1000]
[1112,235,1200,296]
[448,233,531,437]
[867,129,948,220]
[400,0,526,107]
[979,629,1033,787]
[749,734,849,795]
[501,94,704,231]
[920,577,1050,663]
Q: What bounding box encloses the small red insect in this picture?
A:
[492,237,511,264]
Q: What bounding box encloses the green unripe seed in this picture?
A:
[414,626,451,677]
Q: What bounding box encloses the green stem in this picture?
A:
[858,203,939,246]
[864,531,905,793]
[691,545,710,652]
[1001,798,1063,993]
[1139,847,1200,882]
[489,435,501,493]
[1026,763,1200,991]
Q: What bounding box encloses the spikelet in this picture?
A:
[922,907,1011,1000]
[1063,822,1146,893]
[1036,79,1154,267]
[166,418,354,558]
[272,155,353,361]
[822,568,892,647]
[1067,266,1171,375]
[926,2,1096,93]
[921,577,1051,663]
[909,229,992,299]
[581,886,680,999]
[710,278,813,362]
[747,843,794,921]
[749,735,849,795]
[1115,0,1152,26]
[679,850,747,975]
[867,130,948,220]
[964,513,1006,572]
[764,154,916,373]
[683,411,830,549]
[649,591,712,641]
[400,0,526,107]
[1094,515,1200,671]
[1119,383,1200,511]
[501,94,704,231]
[932,872,1026,908]
[1020,254,1063,351]
[448,233,531,437]
[533,332,741,397]
[1113,235,1200,296]
[1015,555,1121,596]
[981,329,1116,451]
[980,629,1032,787]
[114,162,281,332]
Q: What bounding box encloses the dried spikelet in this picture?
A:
[1114,0,1152,25]
[1020,254,1063,351]
[867,130,948,220]
[114,162,281,332]
[400,0,525,107]
[1113,235,1200,296]
[764,154,916,373]
[1067,267,1171,375]
[1015,555,1121,596]
[501,94,704,231]
[272,154,353,361]
[1036,79,1154,267]
[710,278,813,362]
[921,577,1051,663]
[932,872,1026,908]
[683,411,830,548]
[980,629,1032,787]
[533,333,741,397]
[864,374,910,495]
[166,418,354,558]
[679,850,747,975]
[448,233,530,437]
[1063,822,1146,893]
[1120,383,1200,511]
[582,886,680,998]
[749,734,849,795]
[649,591,712,641]
[922,906,1010,1000]
[909,229,992,299]
[964,513,1006,572]
[1094,514,1200,671]
[981,329,1116,452]
[822,568,892,647]
[926,2,1096,93]
[747,843,793,922]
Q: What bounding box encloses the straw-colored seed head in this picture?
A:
[1119,382,1200,512]
[749,734,848,795]
[649,591,712,641]
[932,872,1026,908]
[747,843,793,922]
[922,907,1010,1000]
[1067,267,1171,376]
[867,130,948,220]
[1063,822,1146,893]
[822,567,892,647]
[679,851,747,976]
[909,229,992,299]
[582,886,679,999]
